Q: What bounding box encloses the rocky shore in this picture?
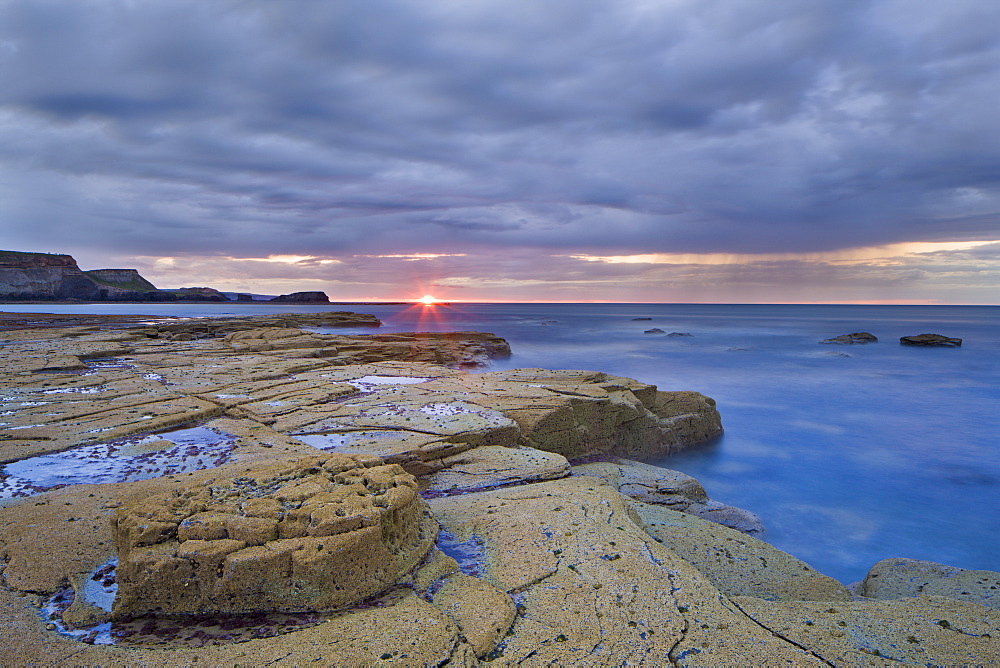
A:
[1,312,998,665]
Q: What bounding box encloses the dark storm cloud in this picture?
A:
[2,0,1000,263]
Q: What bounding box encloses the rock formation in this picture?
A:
[900,333,963,347]
[1,249,199,301]
[167,286,230,301]
[269,291,331,303]
[139,311,382,340]
[861,558,1000,610]
[0,312,997,665]
[821,332,878,344]
[84,268,158,297]
[113,455,435,617]
[1,250,107,300]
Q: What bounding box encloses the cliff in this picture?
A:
[84,269,157,293]
[84,269,159,300]
[0,250,161,301]
[0,251,103,300]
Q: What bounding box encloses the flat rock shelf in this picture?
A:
[0,311,998,665]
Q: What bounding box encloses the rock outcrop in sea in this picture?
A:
[821,332,878,344]
[269,291,331,303]
[900,333,963,347]
[0,312,998,664]
[164,286,231,301]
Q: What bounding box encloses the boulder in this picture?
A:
[821,332,878,344]
[860,558,1000,610]
[111,454,436,617]
[900,333,962,347]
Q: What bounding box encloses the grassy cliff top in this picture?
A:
[0,250,72,262]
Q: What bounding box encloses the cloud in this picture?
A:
[1,0,999,301]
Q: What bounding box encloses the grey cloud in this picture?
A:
[1,0,999,269]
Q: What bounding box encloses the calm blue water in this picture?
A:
[3,302,998,584]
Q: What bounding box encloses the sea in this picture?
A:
[2,301,998,585]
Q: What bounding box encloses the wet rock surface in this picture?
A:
[821,331,879,344]
[900,332,963,347]
[0,311,998,665]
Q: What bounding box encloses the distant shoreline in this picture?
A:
[0,300,412,306]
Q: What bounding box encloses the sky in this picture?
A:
[1,0,999,304]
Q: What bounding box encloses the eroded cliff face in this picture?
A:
[0,251,103,300]
[0,251,160,300]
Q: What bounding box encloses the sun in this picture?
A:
[417,294,440,305]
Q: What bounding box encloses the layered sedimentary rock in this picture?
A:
[112,455,435,617]
[0,250,105,300]
[572,459,764,535]
[224,328,508,367]
[1,250,167,301]
[84,269,158,296]
[0,312,998,665]
[140,311,382,340]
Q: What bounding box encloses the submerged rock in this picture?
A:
[900,333,963,347]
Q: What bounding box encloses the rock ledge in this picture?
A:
[112,454,435,617]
